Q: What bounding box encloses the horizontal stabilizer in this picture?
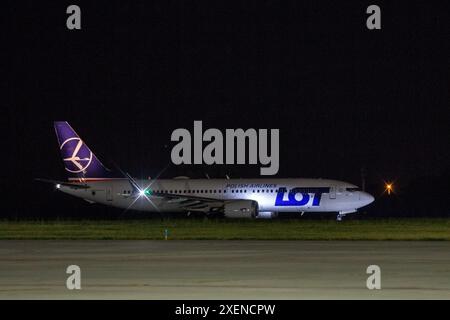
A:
[35,178,90,189]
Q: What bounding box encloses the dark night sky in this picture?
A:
[2,1,450,216]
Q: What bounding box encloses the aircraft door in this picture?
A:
[106,187,113,201]
[330,186,336,199]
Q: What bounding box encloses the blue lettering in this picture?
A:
[275,187,329,207]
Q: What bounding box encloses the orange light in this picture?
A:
[385,183,393,195]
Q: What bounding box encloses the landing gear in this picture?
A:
[336,210,357,221]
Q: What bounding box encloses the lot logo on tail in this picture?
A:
[60,137,93,173]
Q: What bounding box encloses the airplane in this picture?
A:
[38,121,374,221]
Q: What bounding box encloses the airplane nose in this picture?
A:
[360,192,375,205]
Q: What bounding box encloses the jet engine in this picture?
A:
[223,200,258,218]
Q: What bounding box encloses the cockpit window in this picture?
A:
[347,187,360,192]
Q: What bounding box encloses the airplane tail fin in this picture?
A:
[54,121,118,181]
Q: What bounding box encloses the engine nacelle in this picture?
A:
[223,200,258,218]
[256,211,278,219]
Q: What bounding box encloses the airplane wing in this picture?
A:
[149,191,225,212]
[121,171,234,213]
[121,171,224,212]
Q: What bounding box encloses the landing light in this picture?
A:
[56,184,61,189]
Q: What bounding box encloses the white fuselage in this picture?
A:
[58,178,374,215]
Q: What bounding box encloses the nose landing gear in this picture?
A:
[336,210,357,221]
